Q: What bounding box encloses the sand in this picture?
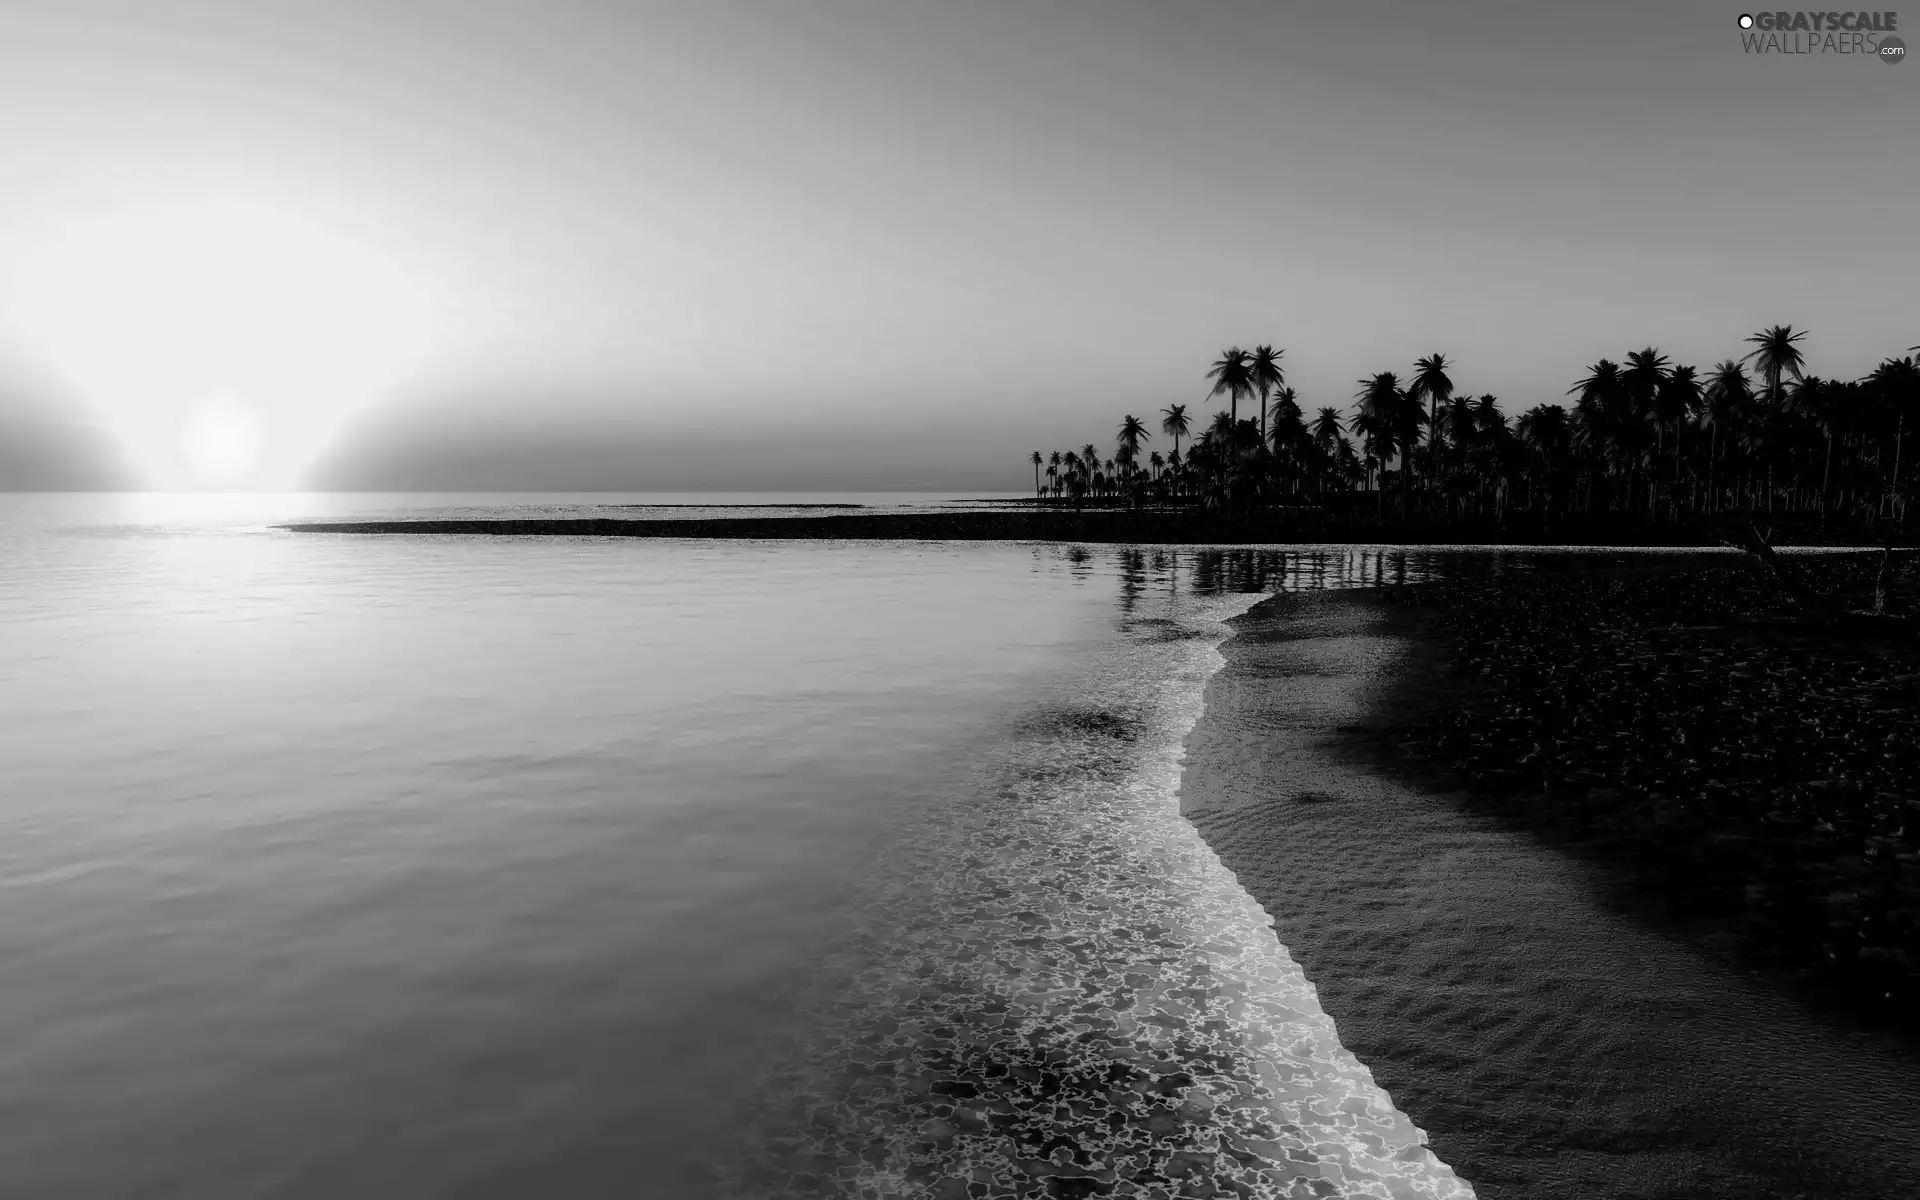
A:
[1177,589,1920,1199]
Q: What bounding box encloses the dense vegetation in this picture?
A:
[1374,554,1920,1034]
[1031,328,1920,538]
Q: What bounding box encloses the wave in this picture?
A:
[717,587,1473,1198]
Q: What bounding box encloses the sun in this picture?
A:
[179,395,265,484]
[8,198,431,491]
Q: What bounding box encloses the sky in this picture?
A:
[0,0,1913,491]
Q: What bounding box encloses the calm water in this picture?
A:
[0,495,1839,1198]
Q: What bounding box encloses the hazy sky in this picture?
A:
[0,0,1913,491]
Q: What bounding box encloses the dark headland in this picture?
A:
[279,508,1877,547]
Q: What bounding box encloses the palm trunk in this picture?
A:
[1820,432,1834,518]
[1707,425,1718,515]
[1894,413,1906,512]
[1672,434,1683,519]
[1427,397,1440,510]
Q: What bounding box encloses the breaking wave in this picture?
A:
[717,578,1473,1199]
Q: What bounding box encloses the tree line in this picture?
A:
[1030,328,1919,532]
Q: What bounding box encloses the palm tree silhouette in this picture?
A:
[1702,360,1753,515]
[1622,348,1671,416]
[1206,410,1237,445]
[1160,404,1191,462]
[1206,348,1254,427]
[1408,353,1454,506]
[1867,355,1919,518]
[1206,348,1254,511]
[1655,365,1702,516]
[1027,330,1918,536]
[1266,387,1305,496]
[1789,376,1844,517]
[1744,325,1808,407]
[1619,349,1670,513]
[1116,416,1151,509]
[1030,451,1043,500]
[1568,359,1628,511]
[1516,403,1569,521]
[1354,373,1410,517]
[1249,345,1285,449]
[1309,406,1346,448]
[1308,406,1345,499]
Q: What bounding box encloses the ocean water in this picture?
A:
[0,491,1033,532]
[0,494,1849,1198]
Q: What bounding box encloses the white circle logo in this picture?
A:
[1738,13,1754,28]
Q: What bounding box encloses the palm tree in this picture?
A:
[1334,435,1362,495]
[1117,414,1149,457]
[1737,328,1807,519]
[1390,381,1427,514]
[1514,403,1569,524]
[1471,394,1505,436]
[1249,345,1285,448]
[1867,355,1920,518]
[1787,377,1833,516]
[1466,394,1509,519]
[1305,406,1343,500]
[1655,365,1702,515]
[1065,465,1088,512]
[1160,404,1191,461]
[1621,348,1670,417]
[1207,409,1237,445]
[1260,389,1300,499]
[1702,360,1753,515]
[1030,451,1043,500]
[1355,373,1414,516]
[1618,349,1670,513]
[1567,359,1629,511]
[1743,325,1808,407]
[1206,348,1254,428]
[1309,406,1345,448]
[1407,353,1454,505]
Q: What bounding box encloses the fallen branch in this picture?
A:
[1714,520,1849,617]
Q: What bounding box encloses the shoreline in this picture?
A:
[1177,588,1920,1198]
[278,512,1885,548]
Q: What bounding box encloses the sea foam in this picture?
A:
[722,584,1473,1198]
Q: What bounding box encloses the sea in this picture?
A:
[0,493,1832,1199]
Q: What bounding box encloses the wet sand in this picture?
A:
[1177,589,1920,1199]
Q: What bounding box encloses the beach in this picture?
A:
[1178,589,1920,1199]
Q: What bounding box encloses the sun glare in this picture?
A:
[179,396,265,484]
[9,199,431,491]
